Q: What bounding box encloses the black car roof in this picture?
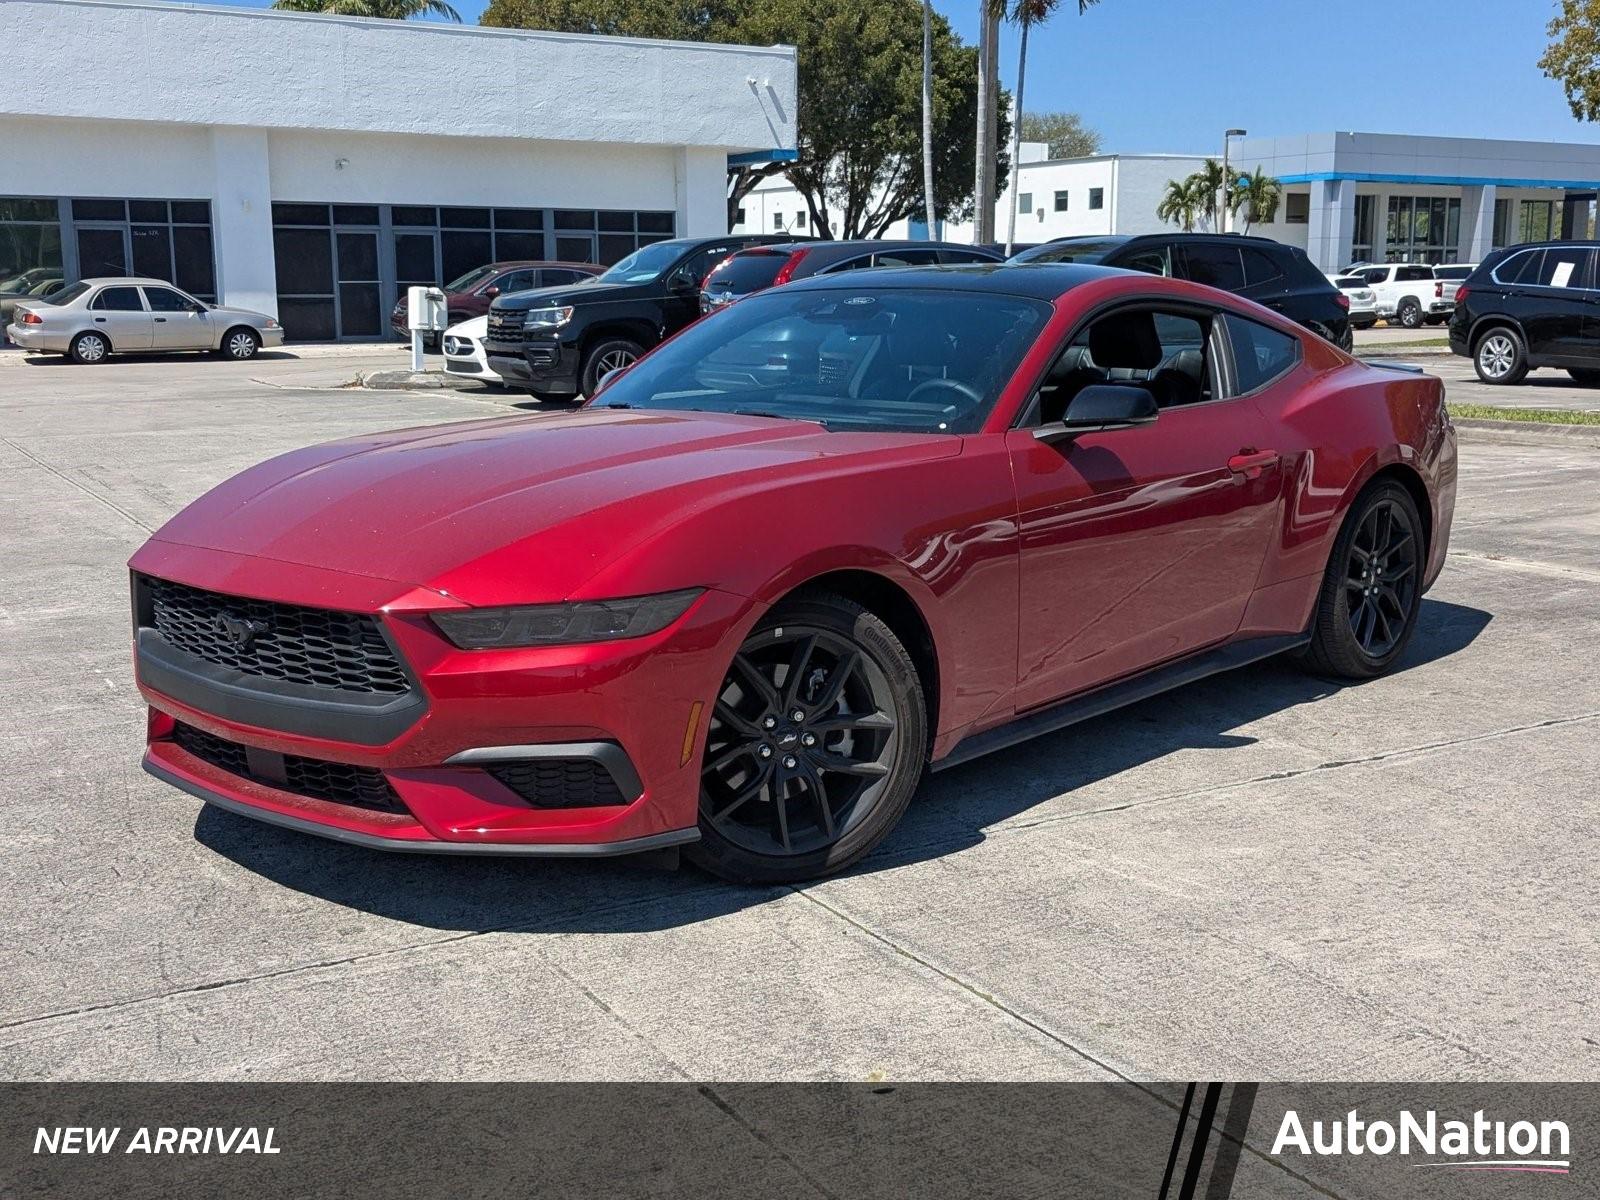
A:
[777,261,1125,300]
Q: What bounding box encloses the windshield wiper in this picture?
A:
[726,409,828,426]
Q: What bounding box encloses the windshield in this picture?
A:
[36,281,89,306]
[598,242,684,284]
[1011,238,1126,265]
[591,285,1051,434]
[445,265,498,292]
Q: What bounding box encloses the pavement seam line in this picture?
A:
[2,435,153,533]
[990,709,1600,837]
[788,885,1138,1083]
[695,1086,844,1200]
[1448,549,1600,583]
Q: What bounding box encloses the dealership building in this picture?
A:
[0,0,795,341]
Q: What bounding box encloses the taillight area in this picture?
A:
[1334,292,1350,310]
[1434,282,1444,298]
[21,311,43,325]
[1454,285,1469,307]
[772,247,810,286]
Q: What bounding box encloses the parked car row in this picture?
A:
[1339,262,1467,328]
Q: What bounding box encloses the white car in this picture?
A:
[1348,263,1454,328]
[1328,274,1379,329]
[1432,263,1476,307]
[440,314,504,386]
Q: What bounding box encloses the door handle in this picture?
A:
[94,316,107,323]
[1227,449,1278,479]
[154,317,168,323]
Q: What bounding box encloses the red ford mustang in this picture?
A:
[131,264,1457,883]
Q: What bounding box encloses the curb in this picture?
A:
[358,369,484,391]
[1453,416,1600,440]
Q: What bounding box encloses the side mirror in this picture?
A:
[1033,384,1158,445]
[189,301,206,314]
[484,286,500,299]
[669,269,699,294]
[593,364,629,396]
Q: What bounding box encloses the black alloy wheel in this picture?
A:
[688,592,926,883]
[1302,481,1424,679]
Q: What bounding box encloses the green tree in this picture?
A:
[1230,167,1282,233]
[1156,175,1207,232]
[275,0,461,19]
[485,0,999,236]
[1539,0,1600,121]
[1018,110,1102,159]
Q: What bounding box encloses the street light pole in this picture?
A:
[1222,128,1246,233]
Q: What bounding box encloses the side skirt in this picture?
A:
[931,633,1310,773]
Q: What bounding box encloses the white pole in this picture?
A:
[411,330,424,373]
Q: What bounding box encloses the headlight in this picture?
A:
[431,588,702,649]
[264,318,280,329]
[524,305,574,329]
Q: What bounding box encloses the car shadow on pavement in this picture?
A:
[15,350,301,365]
[194,598,1491,932]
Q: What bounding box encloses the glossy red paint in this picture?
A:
[132,269,1456,855]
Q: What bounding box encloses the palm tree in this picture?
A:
[974,0,1004,246]
[272,0,461,21]
[1189,158,1228,231]
[1231,167,1283,233]
[922,0,936,237]
[1156,176,1205,232]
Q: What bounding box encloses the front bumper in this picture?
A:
[260,327,286,348]
[130,542,759,855]
[483,336,580,395]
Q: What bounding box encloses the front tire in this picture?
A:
[68,331,110,364]
[1301,481,1424,680]
[220,327,261,360]
[1473,327,1527,384]
[579,337,644,398]
[687,591,928,884]
[1396,299,1423,329]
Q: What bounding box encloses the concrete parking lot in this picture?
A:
[1,347,1596,1082]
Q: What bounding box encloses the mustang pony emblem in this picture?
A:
[215,612,269,651]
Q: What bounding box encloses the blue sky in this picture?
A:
[210,0,1598,153]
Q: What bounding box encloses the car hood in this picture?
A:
[145,408,960,605]
[493,279,647,311]
[207,303,271,321]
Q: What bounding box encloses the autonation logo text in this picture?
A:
[1272,1109,1571,1175]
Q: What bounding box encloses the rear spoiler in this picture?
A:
[1360,358,1429,375]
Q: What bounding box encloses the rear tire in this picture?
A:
[68,331,110,364]
[579,337,644,398]
[1300,480,1424,680]
[686,591,928,884]
[1473,326,1527,384]
[1397,299,1423,329]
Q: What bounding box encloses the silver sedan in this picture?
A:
[5,277,284,363]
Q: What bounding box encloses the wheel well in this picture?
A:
[223,324,259,342]
[787,569,940,737]
[74,329,111,350]
[1469,317,1521,350]
[1364,464,1432,559]
[581,321,655,362]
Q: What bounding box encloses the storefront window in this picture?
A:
[1384,194,1461,264]
[0,198,65,301]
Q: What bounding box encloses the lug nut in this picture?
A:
[757,745,772,759]
[762,715,777,730]
[790,709,805,723]
[801,732,816,747]
[782,755,797,769]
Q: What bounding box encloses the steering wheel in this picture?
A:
[905,377,983,414]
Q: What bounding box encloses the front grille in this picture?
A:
[144,576,410,697]
[487,759,626,808]
[173,722,405,814]
[486,308,525,340]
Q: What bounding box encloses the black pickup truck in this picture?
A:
[483,234,791,398]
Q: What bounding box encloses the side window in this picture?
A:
[1496,249,1544,285]
[496,270,535,292]
[1032,306,1215,425]
[1398,265,1432,283]
[1181,244,1246,291]
[873,249,940,267]
[1360,268,1388,285]
[142,287,194,312]
[1532,248,1594,290]
[1241,248,1284,288]
[1120,246,1172,276]
[679,246,731,283]
[938,249,998,264]
[1088,188,1105,210]
[1053,191,1069,212]
[90,286,145,312]
[1224,315,1300,393]
[823,255,876,272]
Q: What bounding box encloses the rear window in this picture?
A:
[1011,238,1126,264]
[38,281,89,306]
[1433,265,1472,280]
[705,252,791,293]
[1332,276,1367,291]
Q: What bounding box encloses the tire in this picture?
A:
[1567,367,1600,386]
[1301,480,1425,680]
[68,331,110,364]
[1396,298,1423,329]
[220,327,261,361]
[579,336,644,398]
[686,590,928,884]
[1334,323,1354,353]
[1473,326,1527,385]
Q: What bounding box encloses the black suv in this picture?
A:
[1449,241,1600,385]
[1012,233,1353,350]
[484,234,791,398]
